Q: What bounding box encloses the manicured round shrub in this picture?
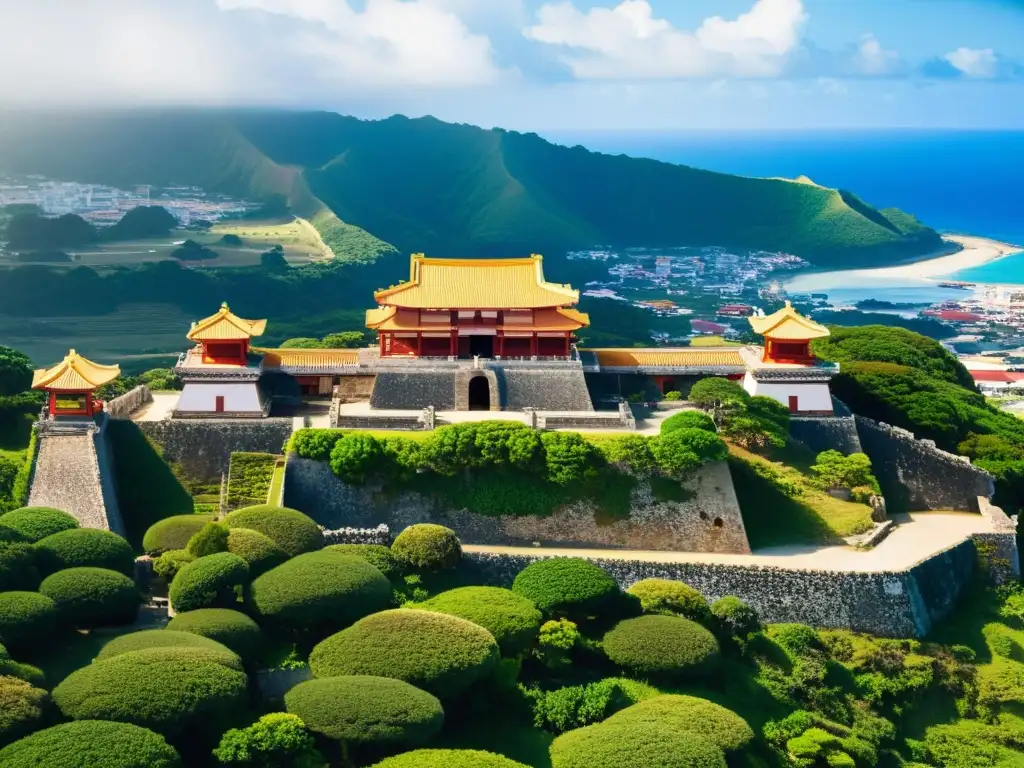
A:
[627,579,712,624]
[711,596,761,638]
[603,616,720,679]
[39,567,140,628]
[310,609,499,700]
[330,432,383,484]
[0,675,49,746]
[0,721,182,768]
[326,543,401,578]
[0,524,27,544]
[248,550,391,635]
[53,648,248,739]
[660,410,717,435]
[0,591,58,651]
[768,623,822,656]
[417,586,542,656]
[226,528,288,576]
[34,528,135,576]
[97,629,242,670]
[0,507,78,542]
[651,428,728,478]
[370,750,531,768]
[168,552,249,613]
[512,558,620,618]
[222,506,323,557]
[606,695,754,754]
[0,660,45,688]
[550,718,726,768]
[142,515,214,555]
[285,675,444,748]
[166,609,262,662]
[185,522,228,558]
[152,550,194,583]
[391,524,461,571]
[0,543,40,591]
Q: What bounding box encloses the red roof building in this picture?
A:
[690,319,729,334]
[923,310,984,322]
[969,370,1024,383]
[717,304,753,317]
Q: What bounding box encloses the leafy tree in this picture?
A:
[0,347,32,398]
[279,338,324,349]
[260,246,288,272]
[810,451,879,491]
[688,378,749,411]
[6,213,97,250]
[103,207,178,241]
[321,331,365,348]
[213,713,324,767]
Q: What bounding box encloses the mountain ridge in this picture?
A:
[0,109,945,267]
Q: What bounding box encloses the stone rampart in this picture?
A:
[105,385,153,420]
[854,416,994,511]
[463,539,979,637]
[790,414,863,456]
[284,457,750,554]
[973,496,1020,583]
[138,419,294,479]
[370,371,457,410]
[493,367,594,411]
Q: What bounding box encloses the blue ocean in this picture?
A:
[547,129,1024,286]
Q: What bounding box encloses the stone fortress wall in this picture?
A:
[137,419,294,478]
[283,456,751,554]
[464,539,979,638]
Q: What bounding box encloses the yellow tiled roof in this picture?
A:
[32,350,121,391]
[531,308,590,331]
[374,255,580,310]
[259,348,360,369]
[748,301,829,340]
[187,303,267,341]
[588,348,746,368]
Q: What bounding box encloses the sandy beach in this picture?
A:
[787,234,1024,292]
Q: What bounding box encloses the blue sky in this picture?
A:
[2,0,1022,130]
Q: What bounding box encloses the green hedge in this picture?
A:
[152,550,194,583]
[0,675,48,747]
[53,647,248,740]
[325,543,401,578]
[605,695,754,754]
[248,550,391,636]
[309,609,499,700]
[166,609,262,662]
[0,721,182,768]
[39,567,140,628]
[661,410,717,434]
[169,553,249,613]
[603,616,720,679]
[550,718,726,768]
[0,523,27,544]
[226,528,288,576]
[711,596,761,638]
[34,528,135,576]
[370,750,531,768]
[627,579,712,624]
[222,506,323,557]
[185,523,228,558]
[416,586,542,656]
[0,660,45,688]
[285,675,444,747]
[225,453,277,509]
[97,629,242,669]
[512,558,620,619]
[0,543,40,592]
[143,516,214,555]
[2,428,37,516]
[0,507,78,542]
[0,591,57,651]
[391,524,461,571]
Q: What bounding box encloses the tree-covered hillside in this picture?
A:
[0,110,945,267]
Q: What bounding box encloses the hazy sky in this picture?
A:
[2,0,1023,130]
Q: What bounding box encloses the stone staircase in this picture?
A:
[27,417,123,534]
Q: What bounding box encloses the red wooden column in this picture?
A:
[496,331,504,358]
[416,332,422,357]
[530,334,538,357]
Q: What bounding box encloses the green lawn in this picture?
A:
[0,411,34,462]
[267,458,286,505]
[728,443,875,548]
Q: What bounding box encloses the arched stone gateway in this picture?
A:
[468,375,491,411]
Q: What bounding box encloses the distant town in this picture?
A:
[0,174,257,227]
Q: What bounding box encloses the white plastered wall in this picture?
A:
[175,382,264,413]
[742,374,833,413]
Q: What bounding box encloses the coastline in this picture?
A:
[787,234,1024,293]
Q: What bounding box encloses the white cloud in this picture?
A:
[853,34,900,76]
[817,77,847,95]
[524,0,808,79]
[216,0,505,88]
[945,47,999,78]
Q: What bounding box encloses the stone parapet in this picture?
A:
[321,524,392,546]
[106,385,153,420]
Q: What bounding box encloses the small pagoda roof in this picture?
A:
[748,301,830,340]
[187,303,267,342]
[32,350,121,391]
[374,255,580,310]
